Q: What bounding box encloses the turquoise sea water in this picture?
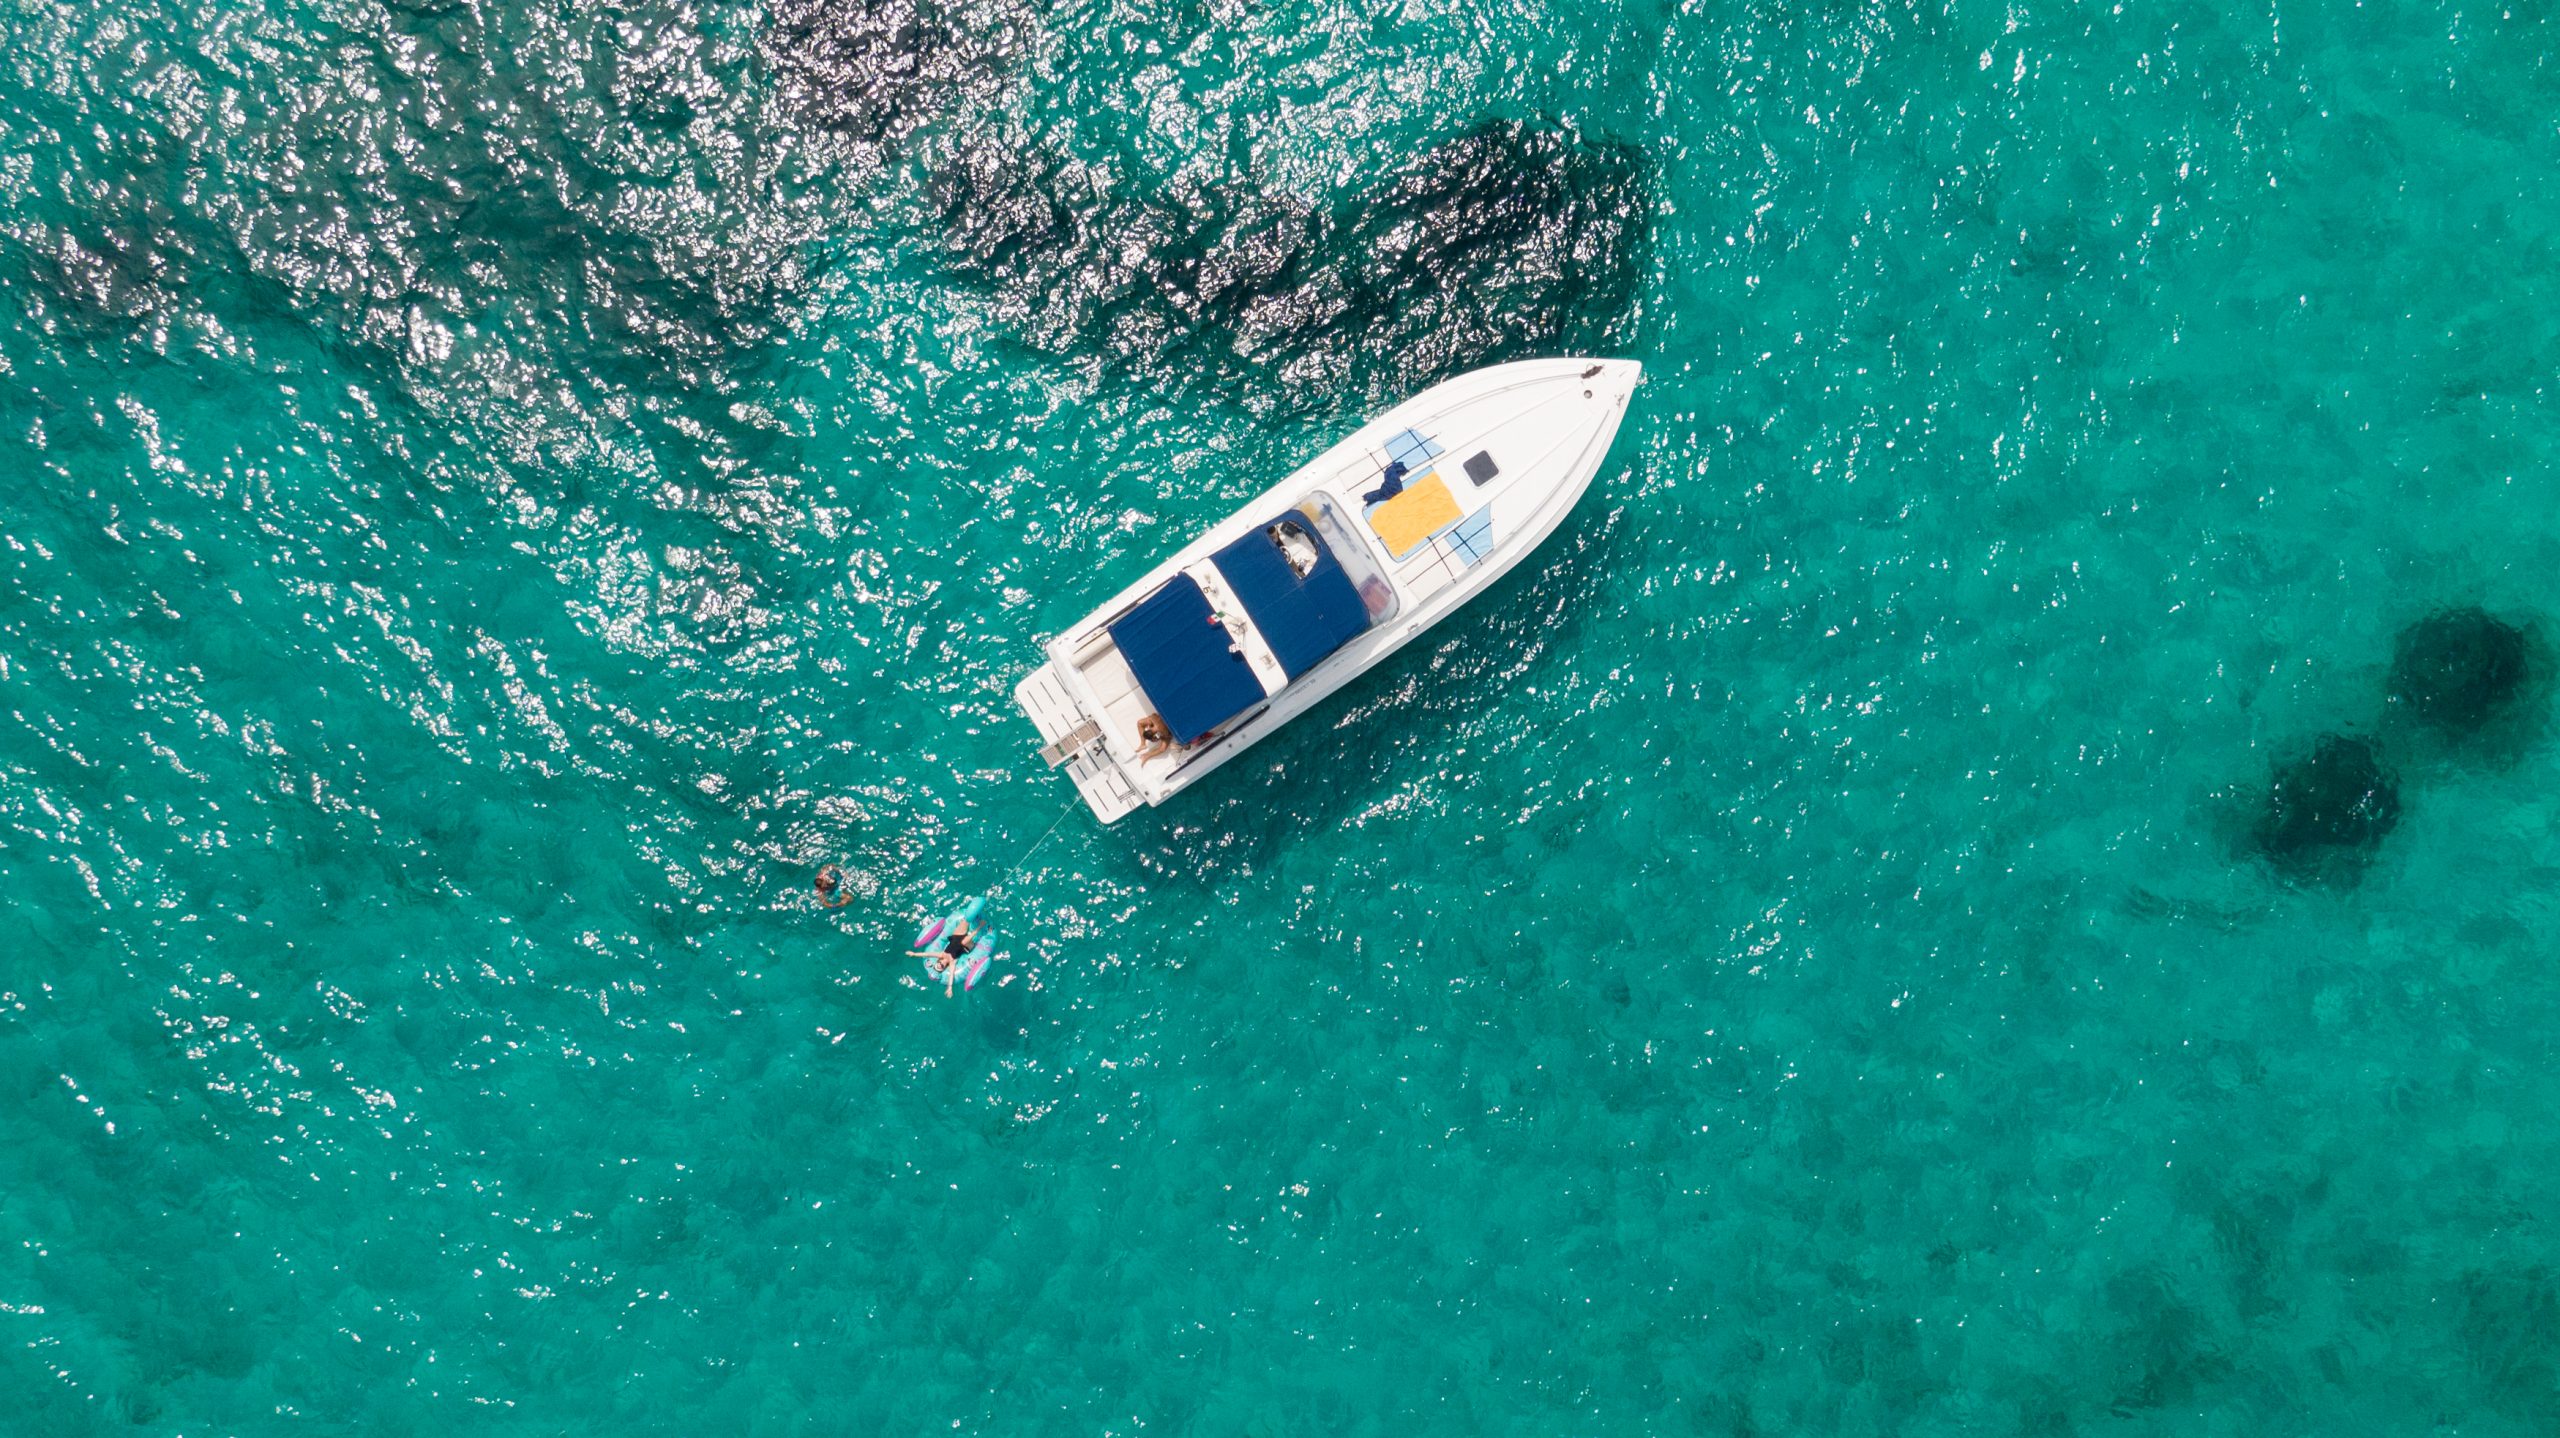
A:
[8,0,2560,1431]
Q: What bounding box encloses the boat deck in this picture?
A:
[1338,411,1560,610]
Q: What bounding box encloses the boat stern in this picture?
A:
[1014,661,1146,824]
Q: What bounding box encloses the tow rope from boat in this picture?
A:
[986,798,1078,896]
[906,798,1077,993]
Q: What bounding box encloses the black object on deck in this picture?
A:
[1362,460,1409,505]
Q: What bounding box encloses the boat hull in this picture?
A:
[1016,357,1642,823]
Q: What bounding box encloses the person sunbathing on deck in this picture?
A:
[1134,713,1174,760]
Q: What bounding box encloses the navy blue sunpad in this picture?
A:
[1107,575,1263,745]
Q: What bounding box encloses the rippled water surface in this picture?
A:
[9,0,2560,1431]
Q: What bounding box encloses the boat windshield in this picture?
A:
[1294,493,1400,624]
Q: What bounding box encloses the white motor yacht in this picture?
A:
[1015,356,1643,823]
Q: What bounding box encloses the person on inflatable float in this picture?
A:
[926,918,977,992]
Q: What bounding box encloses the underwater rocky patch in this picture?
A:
[2255,733,2400,882]
[8,0,853,418]
[936,119,1654,404]
[2387,606,2529,738]
[1,49,215,341]
[761,0,1020,146]
[10,215,188,332]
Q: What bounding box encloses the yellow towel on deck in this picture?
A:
[1368,474,1460,556]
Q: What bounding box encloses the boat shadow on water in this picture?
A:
[1102,498,1640,885]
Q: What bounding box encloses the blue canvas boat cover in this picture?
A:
[1212,518,1373,680]
[1108,575,1265,745]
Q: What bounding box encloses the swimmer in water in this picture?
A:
[814,865,851,909]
